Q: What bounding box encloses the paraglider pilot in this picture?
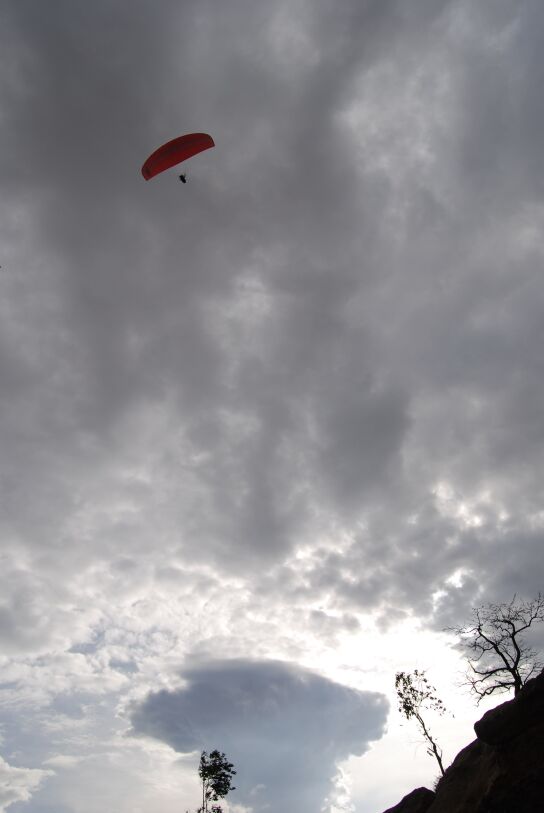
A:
[179,174,187,183]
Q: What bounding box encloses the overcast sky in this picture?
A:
[1,1,544,812]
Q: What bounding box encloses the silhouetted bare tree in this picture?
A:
[447,593,544,703]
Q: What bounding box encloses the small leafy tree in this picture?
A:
[198,749,236,813]
[447,593,544,703]
[395,670,448,776]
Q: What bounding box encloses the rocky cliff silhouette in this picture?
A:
[381,668,544,813]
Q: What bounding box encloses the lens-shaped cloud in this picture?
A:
[130,658,388,813]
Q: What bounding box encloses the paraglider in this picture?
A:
[141,133,215,181]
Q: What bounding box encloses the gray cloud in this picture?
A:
[2,0,544,809]
[0,0,542,658]
[130,658,388,813]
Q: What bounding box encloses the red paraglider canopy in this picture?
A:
[141,133,215,180]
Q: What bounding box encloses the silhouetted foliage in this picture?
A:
[447,593,544,703]
[395,670,448,775]
[198,749,236,813]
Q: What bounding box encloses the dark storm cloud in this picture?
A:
[1,0,543,649]
[130,658,388,813]
[0,0,444,585]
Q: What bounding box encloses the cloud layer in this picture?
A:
[1,0,544,810]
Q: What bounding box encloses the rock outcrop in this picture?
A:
[382,786,435,813]
[380,669,544,813]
